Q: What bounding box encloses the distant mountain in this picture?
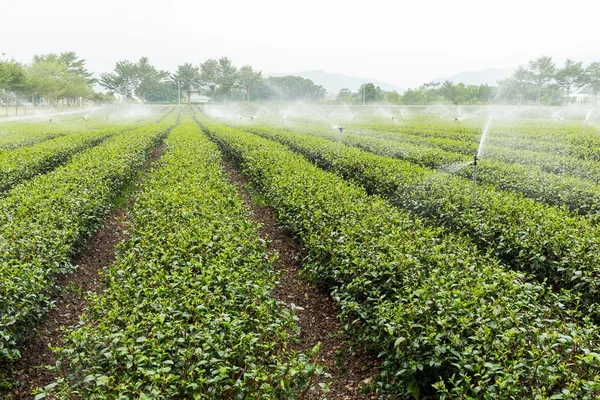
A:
[265,69,405,95]
[433,68,513,86]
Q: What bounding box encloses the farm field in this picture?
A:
[1,104,600,399]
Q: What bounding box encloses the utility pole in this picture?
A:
[362,84,366,106]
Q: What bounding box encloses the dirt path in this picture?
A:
[221,160,381,400]
[2,142,166,399]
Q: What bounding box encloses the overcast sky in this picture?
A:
[2,0,599,88]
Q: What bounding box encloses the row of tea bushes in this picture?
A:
[49,120,322,398]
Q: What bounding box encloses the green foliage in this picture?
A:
[0,116,175,362]
[50,118,323,398]
[146,81,178,103]
[252,76,327,101]
[26,53,93,104]
[100,57,168,104]
[555,59,587,99]
[200,118,600,398]
[280,121,600,216]
[218,57,238,104]
[238,65,263,103]
[231,122,600,320]
[0,126,124,193]
[0,59,26,94]
[200,58,220,104]
[585,62,600,98]
[171,63,201,104]
[527,56,557,105]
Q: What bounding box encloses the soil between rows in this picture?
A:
[221,159,381,400]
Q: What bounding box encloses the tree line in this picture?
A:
[335,82,494,105]
[497,56,600,105]
[0,52,328,111]
[336,56,600,106]
[0,52,105,114]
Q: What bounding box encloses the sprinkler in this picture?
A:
[472,154,478,201]
[250,116,254,120]
[582,119,589,135]
[281,118,285,127]
[337,127,344,154]
[48,118,53,129]
[391,116,395,121]
[454,118,458,122]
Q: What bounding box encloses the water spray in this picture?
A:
[472,154,478,201]
[337,127,344,155]
[582,118,589,135]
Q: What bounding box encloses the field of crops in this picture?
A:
[1,104,600,399]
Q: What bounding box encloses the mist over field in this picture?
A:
[2,1,600,399]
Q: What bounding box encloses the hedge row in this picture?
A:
[0,116,176,361]
[0,127,124,193]
[233,123,600,320]
[268,124,600,216]
[49,119,323,398]
[200,119,600,398]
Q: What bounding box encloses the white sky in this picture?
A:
[2,0,599,88]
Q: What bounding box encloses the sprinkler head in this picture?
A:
[337,127,344,133]
[250,116,254,120]
[391,116,394,120]
[473,154,478,166]
[455,118,458,122]
[49,119,53,123]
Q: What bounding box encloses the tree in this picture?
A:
[200,59,220,105]
[527,55,556,106]
[26,59,66,106]
[237,65,262,103]
[336,88,354,103]
[171,63,201,105]
[218,57,237,104]
[0,59,26,115]
[58,51,95,84]
[585,62,600,106]
[512,66,530,105]
[32,52,93,105]
[555,58,586,102]
[100,60,137,100]
[100,57,168,104]
[440,80,459,104]
[359,83,380,103]
[134,57,169,104]
[252,76,326,101]
[385,90,402,104]
[146,81,178,103]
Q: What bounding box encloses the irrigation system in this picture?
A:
[472,154,478,201]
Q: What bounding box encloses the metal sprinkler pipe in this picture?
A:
[582,119,589,135]
[337,127,344,154]
[472,154,478,201]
